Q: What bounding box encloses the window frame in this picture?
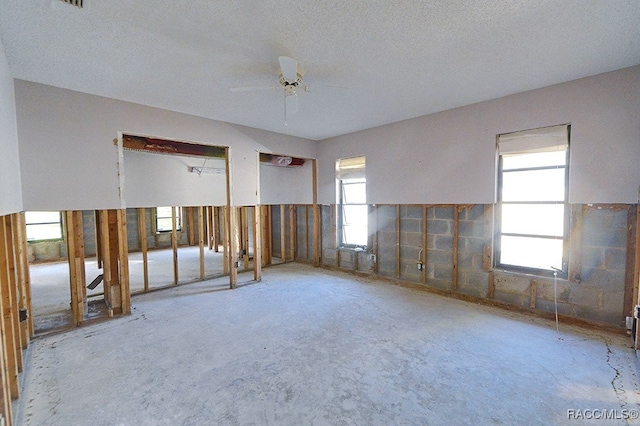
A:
[25,211,64,242]
[495,135,570,278]
[337,177,368,248]
[155,206,182,233]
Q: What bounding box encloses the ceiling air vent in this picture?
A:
[60,0,83,8]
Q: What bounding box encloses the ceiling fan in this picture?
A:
[230,56,310,123]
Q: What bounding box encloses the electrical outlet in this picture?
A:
[417,261,423,271]
[369,254,376,263]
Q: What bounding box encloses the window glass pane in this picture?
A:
[499,235,563,271]
[25,211,60,225]
[156,207,172,218]
[26,223,62,241]
[501,204,564,236]
[502,151,566,170]
[342,205,368,226]
[157,218,173,232]
[502,168,565,202]
[342,181,366,204]
[343,225,367,246]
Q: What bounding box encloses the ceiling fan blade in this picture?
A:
[286,93,298,114]
[279,56,298,81]
[229,86,274,92]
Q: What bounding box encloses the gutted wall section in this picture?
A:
[309,203,630,329]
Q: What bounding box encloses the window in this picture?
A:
[337,156,367,247]
[25,211,63,241]
[156,207,182,233]
[496,125,570,276]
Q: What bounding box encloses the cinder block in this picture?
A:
[402,205,422,219]
[460,236,484,254]
[604,247,626,270]
[494,291,527,307]
[400,218,421,233]
[428,249,453,265]
[400,232,422,248]
[458,252,474,269]
[427,219,450,235]
[434,264,453,280]
[535,299,573,317]
[434,207,454,220]
[601,291,624,314]
[433,235,453,251]
[535,280,570,303]
[581,246,606,269]
[427,278,451,291]
[580,268,625,291]
[603,210,628,229]
[494,273,530,294]
[465,205,485,221]
[573,306,624,327]
[458,281,488,298]
[568,285,601,307]
[464,270,490,287]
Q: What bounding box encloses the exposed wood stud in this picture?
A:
[633,205,640,349]
[0,217,19,400]
[452,206,459,291]
[304,206,309,260]
[396,205,401,279]
[280,205,286,261]
[207,207,214,250]
[228,207,239,289]
[330,205,337,249]
[171,207,178,285]
[289,205,296,262]
[0,221,13,421]
[5,216,23,372]
[13,213,32,344]
[95,210,103,269]
[569,205,583,284]
[312,159,320,267]
[488,271,495,299]
[260,206,271,266]
[137,208,149,292]
[65,211,87,326]
[106,211,121,315]
[253,206,262,281]
[373,205,378,274]
[198,206,205,280]
[530,279,537,309]
[187,207,195,246]
[116,210,131,315]
[244,207,251,268]
[422,205,427,284]
[482,204,494,271]
[222,207,229,274]
[623,205,636,318]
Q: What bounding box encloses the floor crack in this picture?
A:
[605,338,629,425]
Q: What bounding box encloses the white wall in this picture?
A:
[123,152,227,208]
[317,66,640,205]
[0,39,22,215]
[14,81,316,210]
[259,160,314,205]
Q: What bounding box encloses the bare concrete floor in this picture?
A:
[16,263,640,425]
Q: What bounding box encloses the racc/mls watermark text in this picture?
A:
[567,409,639,420]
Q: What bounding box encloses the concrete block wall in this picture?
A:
[296,205,314,263]
[308,203,632,328]
[426,207,454,291]
[456,205,490,298]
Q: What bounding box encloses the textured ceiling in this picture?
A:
[1,1,639,140]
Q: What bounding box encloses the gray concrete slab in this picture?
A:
[16,263,640,425]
